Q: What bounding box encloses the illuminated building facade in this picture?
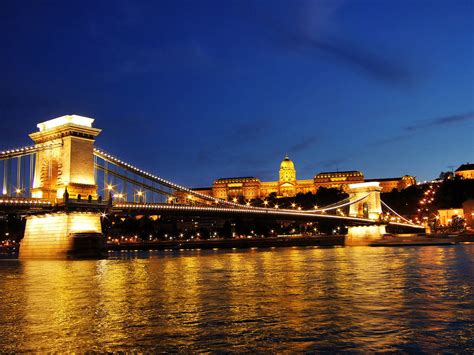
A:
[365,176,416,193]
[187,155,416,201]
[314,171,364,189]
[463,199,474,229]
[437,208,464,226]
[455,163,474,179]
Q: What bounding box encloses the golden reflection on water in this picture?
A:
[0,245,473,352]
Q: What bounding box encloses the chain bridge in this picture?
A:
[0,115,424,258]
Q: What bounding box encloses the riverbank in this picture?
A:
[109,233,474,251]
[370,233,474,247]
[107,235,345,251]
[2,234,473,258]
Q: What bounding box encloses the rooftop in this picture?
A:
[215,177,260,183]
[315,171,363,177]
[37,115,94,132]
[456,163,474,172]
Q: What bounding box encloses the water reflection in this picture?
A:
[0,245,473,352]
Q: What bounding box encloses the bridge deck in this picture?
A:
[0,198,424,229]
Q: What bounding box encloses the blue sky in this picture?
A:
[1,0,473,187]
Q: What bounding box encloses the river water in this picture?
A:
[0,245,473,352]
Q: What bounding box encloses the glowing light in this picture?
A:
[37,115,94,131]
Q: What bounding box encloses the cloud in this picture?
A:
[239,0,413,86]
[315,157,348,169]
[371,133,414,147]
[195,119,275,167]
[371,111,474,147]
[272,27,411,86]
[404,111,474,131]
[224,120,271,143]
[288,136,319,153]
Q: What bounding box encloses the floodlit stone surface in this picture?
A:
[346,225,387,245]
[30,115,101,200]
[20,212,102,259]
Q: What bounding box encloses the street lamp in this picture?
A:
[136,190,145,203]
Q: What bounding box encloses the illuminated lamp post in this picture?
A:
[106,184,114,201]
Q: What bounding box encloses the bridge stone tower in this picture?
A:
[348,182,382,220]
[30,115,101,200]
[20,115,105,259]
[347,182,386,245]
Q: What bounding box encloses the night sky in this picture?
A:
[1,0,473,187]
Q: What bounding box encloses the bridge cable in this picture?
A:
[381,200,419,226]
[307,193,370,213]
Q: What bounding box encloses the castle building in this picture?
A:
[455,163,474,179]
[181,155,416,202]
[365,176,416,192]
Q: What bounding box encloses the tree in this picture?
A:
[221,221,232,239]
[439,171,454,181]
[449,216,466,232]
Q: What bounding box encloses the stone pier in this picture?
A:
[20,212,105,259]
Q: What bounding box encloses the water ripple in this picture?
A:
[0,245,473,352]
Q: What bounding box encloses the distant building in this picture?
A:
[455,163,474,179]
[463,199,474,229]
[180,155,416,202]
[365,176,416,193]
[213,177,261,200]
[437,208,465,226]
[314,171,364,190]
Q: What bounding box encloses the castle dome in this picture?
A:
[280,154,295,170]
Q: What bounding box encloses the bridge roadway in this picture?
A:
[112,202,424,229]
[0,198,424,229]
